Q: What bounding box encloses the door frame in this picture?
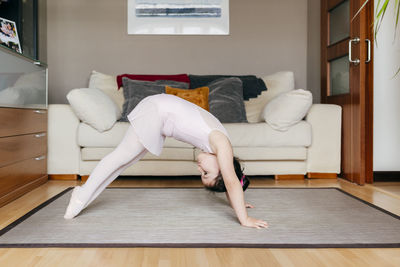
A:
[320,0,374,184]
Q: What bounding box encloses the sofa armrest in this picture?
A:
[306,104,342,173]
[47,104,80,174]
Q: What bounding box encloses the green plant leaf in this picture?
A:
[375,0,390,41]
[352,0,399,76]
[376,0,389,18]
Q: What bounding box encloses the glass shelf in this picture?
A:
[0,45,47,109]
[0,44,47,67]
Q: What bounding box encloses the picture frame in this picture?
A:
[128,0,229,35]
[0,17,22,53]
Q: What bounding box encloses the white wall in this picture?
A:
[373,0,400,171]
[307,0,321,103]
[47,0,310,104]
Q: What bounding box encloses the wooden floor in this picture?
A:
[0,177,400,267]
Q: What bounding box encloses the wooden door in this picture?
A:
[321,0,374,185]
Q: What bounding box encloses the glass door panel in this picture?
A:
[329,0,350,45]
[330,55,350,95]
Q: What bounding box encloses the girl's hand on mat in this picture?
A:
[242,216,268,229]
[245,203,254,208]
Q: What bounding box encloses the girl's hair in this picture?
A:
[205,157,250,192]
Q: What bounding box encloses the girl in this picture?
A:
[64,93,268,229]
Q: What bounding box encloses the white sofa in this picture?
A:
[47,71,341,178]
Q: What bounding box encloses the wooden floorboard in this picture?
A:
[0,177,400,266]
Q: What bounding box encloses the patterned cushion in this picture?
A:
[165,86,209,111]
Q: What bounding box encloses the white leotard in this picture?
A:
[127,94,230,156]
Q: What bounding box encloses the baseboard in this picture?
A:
[373,172,400,182]
[307,173,337,179]
[274,175,305,180]
[48,174,78,180]
[0,175,48,208]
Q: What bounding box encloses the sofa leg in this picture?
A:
[81,175,89,182]
[274,175,305,180]
[307,173,337,179]
[48,174,79,180]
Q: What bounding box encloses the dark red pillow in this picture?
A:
[116,74,190,89]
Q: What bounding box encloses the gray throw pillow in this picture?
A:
[208,77,248,123]
[120,78,189,121]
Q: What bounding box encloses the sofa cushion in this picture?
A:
[116,73,190,88]
[262,89,313,131]
[224,121,312,147]
[81,147,194,161]
[245,71,295,123]
[195,147,307,160]
[120,78,189,122]
[208,78,248,123]
[67,88,120,132]
[165,86,209,111]
[83,146,306,161]
[78,120,311,149]
[88,70,124,117]
[189,74,267,100]
[78,122,192,148]
[122,79,189,100]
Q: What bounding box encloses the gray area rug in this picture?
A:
[0,187,400,248]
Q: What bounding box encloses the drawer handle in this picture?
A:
[35,155,46,161]
[34,110,46,114]
[34,133,46,138]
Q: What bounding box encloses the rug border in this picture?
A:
[0,187,399,249]
[0,187,73,237]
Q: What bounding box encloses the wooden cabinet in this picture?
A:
[0,107,48,207]
[0,45,48,207]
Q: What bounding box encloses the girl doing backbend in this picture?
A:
[64,93,268,229]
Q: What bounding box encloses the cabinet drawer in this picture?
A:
[0,133,47,168]
[0,108,47,137]
[0,155,47,196]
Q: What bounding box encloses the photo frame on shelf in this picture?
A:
[128,0,229,35]
[0,17,22,54]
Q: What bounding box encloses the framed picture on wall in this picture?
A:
[128,0,229,35]
[0,17,22,53]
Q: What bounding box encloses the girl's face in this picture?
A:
[197,152,220,187]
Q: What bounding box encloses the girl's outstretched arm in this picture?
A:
[225,192,254,208]
[210,131,268,229]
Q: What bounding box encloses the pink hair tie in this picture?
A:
[240,175,245,186]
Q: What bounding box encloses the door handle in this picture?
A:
[349,37,360,65]
[365,39,371,63]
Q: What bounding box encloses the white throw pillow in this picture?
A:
[66,88,120,132]
[88,70,124,119]
[262,89,313,131]
[245,71,295,123]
